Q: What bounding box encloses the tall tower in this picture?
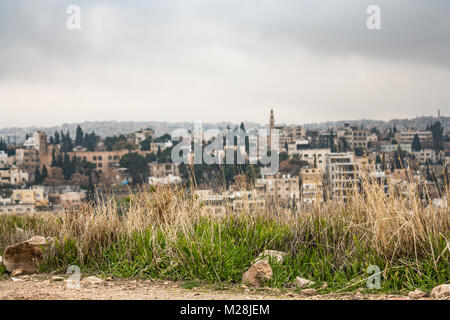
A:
[270,109,275,131]
[269,109,275,150]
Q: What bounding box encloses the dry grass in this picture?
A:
[0,180,448,291]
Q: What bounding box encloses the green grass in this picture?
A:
[0,263,5,275]
[181,280,201,290]
[37,215,449,293]
[1,184,448,295]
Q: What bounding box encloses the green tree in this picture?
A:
[411,134,422,152]
[430,121,443,152]
[41,165,48,182]
[140,138,152,151]
[34,167,42,184]
[154,134,171,143]
[87,173,96,204]
[120,152,149,184]
[75,125,84,146]
[54,131,60,144]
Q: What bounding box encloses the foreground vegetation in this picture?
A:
[0,182,448,293]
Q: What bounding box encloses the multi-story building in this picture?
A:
[15,148,40,178]
[300,168,324,204]
[256,174,300,203]
[133,128,155,145]
[279,126,306,151]
[288,148,330,171]
[400,130,432,144]
[412,149,438,164]
[11,188,47,206]
[49,191,87,208]
[380,144,412,153]
[287,139,311,155]
[0,151,8,167]
[148,162,179,178]
[70,150,128,174]
[0,203,35,215]
[0,168,29,185]
[338,125,369,150]
[326,153,359,201]
[195,189,265,215]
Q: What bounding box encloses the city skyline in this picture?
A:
[1,1,449,128]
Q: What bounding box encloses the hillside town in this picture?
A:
[0,110,448,215]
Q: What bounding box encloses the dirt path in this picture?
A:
[0,274,440,300]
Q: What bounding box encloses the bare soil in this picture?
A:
[0,274,443,300]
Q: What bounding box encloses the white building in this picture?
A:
[326,153,359,202]
[288,148,330,171]
[0,168,29,185]
[400,130,432,144]
[412,149,438,164]
[0,151,8,167]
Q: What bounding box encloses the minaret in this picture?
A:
[270,109,275,131]
[269,108,275,149]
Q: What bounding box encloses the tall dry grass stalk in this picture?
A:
[0,179,448,287]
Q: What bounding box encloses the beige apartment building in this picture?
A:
[289,148,330,171]
[300,168,324,204]
[0,151,8,167]
[49,192,87,208]
[12,188,47,206]
[400,130,432,144]
[15,148,40,177]
[326,153,359,202]
[338,126,369,149]
[0,168,29,185]
[70,150,129,174]
[279,126,307,151]
[256,174,300,203]
[412,149,438,164]
[148,162,179,178]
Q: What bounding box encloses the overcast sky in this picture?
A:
[0,0,449,128]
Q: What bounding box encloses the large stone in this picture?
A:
[242,260,273,287]
[430,284,450,298]
[10,269,23,277]
[2,236,51,273]
[82,276,105,286]
[408,289,426,299]
[301,289,317,296]
[295,276,315,288]
[254,250,287,264]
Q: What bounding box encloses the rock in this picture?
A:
[285,292,295,297]
[51,276,65,282]
[387,296,410,300]
[82,276,104,286]
[11,277,23,283]
[320,282,328,289]
[254,250,287,264]
[2,236,52,273]
[242,260,273,287]
[10,269,23,277]
[301,289,317,296]
[354,292,364,300]
[295,276,315,288]
[430,284,450,298]
[408,289,426,299]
